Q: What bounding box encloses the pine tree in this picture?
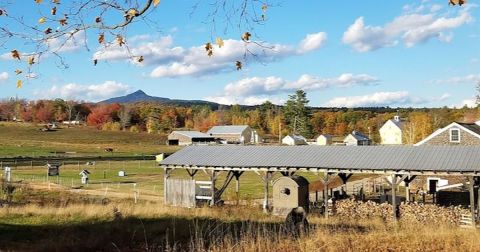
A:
[283,90,313,138]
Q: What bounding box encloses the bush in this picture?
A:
[101,122,121,131]
[129,125,140,133]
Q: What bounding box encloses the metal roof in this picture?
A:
[347,131,370,141]
[171,131,214,139]
[160,145,480,174]
[207,125,250,135]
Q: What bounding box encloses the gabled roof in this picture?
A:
[171,131,213,139]
[414,122,480,146]
[207,125,250,135]
[347,131,370,141]
[284,134,307,141]
[160,145,480,173]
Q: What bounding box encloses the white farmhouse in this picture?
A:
[316,134,332,145]
[380,116,403,145]
[282,134,307,146]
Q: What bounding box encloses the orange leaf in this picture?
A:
[153,0,160,7]
[98,33,105,44]
[11,50,20,60]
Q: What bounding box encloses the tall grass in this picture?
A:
[2,200,480,251]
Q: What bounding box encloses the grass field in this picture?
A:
[5,160,325,200]
[1,187,480,251]
[0,122,179,157]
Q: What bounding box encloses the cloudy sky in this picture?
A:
[0,0,479,108]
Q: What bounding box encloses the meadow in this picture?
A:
[0,122,179,157]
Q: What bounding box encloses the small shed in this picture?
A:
[272,176,309,216]
[79,169,90,184]
[343,130,371,146]
[316,134,332,145]
[282,134,307,146]
[47,163,61,176]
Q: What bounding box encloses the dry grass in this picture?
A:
[2,191,480,251]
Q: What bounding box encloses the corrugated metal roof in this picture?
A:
[348,131,370,141]
[207,125,249,135]
[171,131,213,138]
[160,145,480,173]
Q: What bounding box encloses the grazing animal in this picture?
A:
[104,148,114,153]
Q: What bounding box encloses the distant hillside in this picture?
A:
[99,90,220,107]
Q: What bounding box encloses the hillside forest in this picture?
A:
[0,90,479,145]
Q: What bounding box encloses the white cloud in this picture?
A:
[433,74,480,84]
[457,98,477,108]
[297,32,328,53]
[324,91,447,107]
[93,32,327,78]
[46,30,86,53]
[342,6,473,52]
[206,73,379,106]
[0,72,8,83]
[37,81,131,102]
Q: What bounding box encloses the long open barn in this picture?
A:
[160,145,480,225]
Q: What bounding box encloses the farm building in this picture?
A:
[415,121,480,146]
[167,131,215,146]
[207,125,259,144]
[343,130,371,146]
[380,116,404,145]
[160,145,480,225]
[316,134,332,145]
[282,134,307,145]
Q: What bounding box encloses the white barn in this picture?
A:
[380,116,404,145]
[316,134,332,145]
[282,134,307,146]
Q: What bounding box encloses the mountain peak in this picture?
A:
[131,90,146,96]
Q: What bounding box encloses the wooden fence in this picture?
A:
[165,178,196,208]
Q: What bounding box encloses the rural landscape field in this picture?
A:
[1,0,480,251]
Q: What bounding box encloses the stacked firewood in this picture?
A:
[334,199,470,225]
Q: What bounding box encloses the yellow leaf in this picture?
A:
[28,56,35,65]
[153,0,160,7]
[261,4,268,12]
[38,17,46,24]
[98,33,105,44]
[116,35,125,46]
[215,38,224,48]
[52,0,60,4]
[127,9,137,16]
[15,69,22,75]
[241,32,251,41]
[16,80,22,89]
[35,0,43,4]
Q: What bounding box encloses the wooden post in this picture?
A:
[262,171,273,213]
[322,173,332,218]
[391,174,397,222]
[164,168,172,204]
[469,176,476,228]
[210,170,218,207]
[477,178,480,222]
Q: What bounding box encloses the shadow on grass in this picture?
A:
[0,214,373,251]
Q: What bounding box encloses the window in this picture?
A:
[450,129,460,142]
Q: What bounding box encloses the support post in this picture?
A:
[469,176,476,228]
[391,174,397,222]
[260,171,274,213]
[163,168,173,204]
[321,173,332,218]
[233,171,243,205]
[477,177,480,222]
[209,170,218,207]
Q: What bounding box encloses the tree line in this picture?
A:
[0,90,478,144]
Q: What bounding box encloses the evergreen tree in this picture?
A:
[283,90,313,138]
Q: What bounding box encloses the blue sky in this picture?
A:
[0,0,479,107]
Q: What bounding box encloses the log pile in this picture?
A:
[334,199,470,225]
